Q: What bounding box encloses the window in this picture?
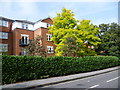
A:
[0,32,8,39]
[91,46,94,49]
[21,34,29,45]
[21,48,27,55]
[47,46,54,53]
[0,20,8,27]
[22,23,28,29]
[46,34,52,41]
[46,23,52,28]
[22,24,24,29]
[0,20,2,26]
[0,44,8,52]
[26,24,28,29]
[84,40,88,43]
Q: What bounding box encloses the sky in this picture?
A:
[0,0,119,25]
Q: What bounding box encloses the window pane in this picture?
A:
[22,24,24,29]
[0,32,2,38]
[5,33,8,39]
[47,46,54,53]
[0,20,2,26]
[21,35,29,44]
[22,36,24,43]
[0,32,8,39]
[46,34,52,41]
[26,24,28,29]
[0,44,2,52]
[0,20,8,27]
[47,23,49,27]
[25,37,27,44]
[2,21,5,26]
[0,44,8,52]
[3,21,8,27]
[3,33,6,38]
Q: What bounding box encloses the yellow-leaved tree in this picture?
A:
[49,8,100,57]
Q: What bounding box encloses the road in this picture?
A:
[31,69,120,90]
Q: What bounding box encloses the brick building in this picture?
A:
[0,16,56,56]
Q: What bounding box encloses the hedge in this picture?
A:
[2,55,120,84]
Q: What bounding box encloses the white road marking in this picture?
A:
[89,84,99,88]
[106,76,120,82]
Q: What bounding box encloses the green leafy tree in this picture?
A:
[76,20,100,56]
[27,35,46,57]
[56,35,83,57]
[49,8,100,57]
[96,23,120,57]
[98,24,109,38]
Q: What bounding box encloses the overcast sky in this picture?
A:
[0,0,119,25]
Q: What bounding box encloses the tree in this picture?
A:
[27,35,46,57]
[49,8,100,57]
[56,34,83,57]
[98,24,109,38]
[96,23,120,57]
[76,20,101,56]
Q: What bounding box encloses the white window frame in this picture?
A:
[91,46,94,49]
[21,34,29,44]
[0,44,8,52]
[21,23,28,29]
[21,48,27,55]
[46,34,52,41]
[0,32,8,39]
[47,46,54,53]
[84,40,88,43]
[46,23,52,28]
[0,20,8,27]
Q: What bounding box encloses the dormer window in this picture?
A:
[22,23,28,29]
[26,24,28,29]
[47,23,52,28]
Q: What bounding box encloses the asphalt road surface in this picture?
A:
[31,69,120,90]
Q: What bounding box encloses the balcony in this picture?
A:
[19,39,29,46]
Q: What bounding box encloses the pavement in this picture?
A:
[2,66,120,89]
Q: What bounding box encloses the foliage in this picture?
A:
[27,35,46,57]
[96,23,120,57]
[76,20,101,56]
[49,8,100,56]
[2,55,120,84]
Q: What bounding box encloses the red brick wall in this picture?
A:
[34,27,56,56]
[40,27,56,56]
[13,28,34,55]
[0,21,13,55]
[41,18,56,56]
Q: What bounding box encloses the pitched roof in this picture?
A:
[15,20,35,24]
[41,17,52,21]
[35,17,52,23]
[0,16,14,22]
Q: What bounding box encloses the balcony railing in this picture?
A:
[19,39,29,46]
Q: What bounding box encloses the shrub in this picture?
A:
[2,55,120,84]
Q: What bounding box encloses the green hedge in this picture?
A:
[2,55,120,84]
